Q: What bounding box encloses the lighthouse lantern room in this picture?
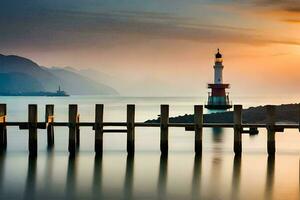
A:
[205,49,232,110]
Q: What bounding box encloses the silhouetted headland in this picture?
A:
[145,103,300,124]
[0,86,69,96]
[0,54,118,95]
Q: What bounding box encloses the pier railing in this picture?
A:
[0,104,299,156]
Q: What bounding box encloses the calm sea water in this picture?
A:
[0,95,300,200]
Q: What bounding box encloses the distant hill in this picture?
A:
[61,67,119,89]
[0,54,118,95]
[146,104,300,124]
[0,54,59,92]
[0,72,44,93]
[46,67,118,95]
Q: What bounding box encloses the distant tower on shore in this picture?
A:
[205,49,232,110]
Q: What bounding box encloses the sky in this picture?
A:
[1,0,300,96]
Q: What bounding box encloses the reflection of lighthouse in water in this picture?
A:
[205,49,232,110]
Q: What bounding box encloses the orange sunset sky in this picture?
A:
[1,0,300,96]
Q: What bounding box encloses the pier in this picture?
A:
[0,104,299,156]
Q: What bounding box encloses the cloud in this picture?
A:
[0,0,300,53]
[0,5,282,50]
[249,0,300,18]
[267,39,300,46]
[282,19,300,24]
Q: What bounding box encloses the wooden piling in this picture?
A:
[0,104,7,151]
[0,103,299,155]
[266,105,276,155]
[234,105,242,155]
[68,105,78,155]
[76,113,80,147]
[298,104,300,132]
[194,105,203,155]
[28,104,38,156]
[127,105,135,155]
[160,105,169,154]
[45,105,54,148]
[94,104,104,155]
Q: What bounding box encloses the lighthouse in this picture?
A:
[205,49,232,110]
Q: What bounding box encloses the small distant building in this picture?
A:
[55,85,69,96]
[205,49,232,110]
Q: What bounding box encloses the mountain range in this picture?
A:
[0,54,118,95]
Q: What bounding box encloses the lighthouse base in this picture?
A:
[205,104,232,110]
[205,95,232,110]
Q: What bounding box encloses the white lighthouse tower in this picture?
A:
[205,49,232,110]
[214,49,223,84]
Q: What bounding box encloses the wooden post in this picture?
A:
[45,104,54,148]
[76,113,80,147]
[28,104,38,156]
[0,104,7,151]
[127,105,135,155]
[266,105,276,155]
[69,105,78,155]
[298,104,300,132]
[234,105,242,155]
[160,105,169,154]
[95,104,104,155]
[194,105,203,155]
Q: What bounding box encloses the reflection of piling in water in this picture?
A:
[24,156,37,200]
[123,154,134,199]
[44,149,55,193]
[212,128,224,143]
[231,155,241,200]
[209,125,223,197]
[208,153,222,199]
[157,154,168,200]
[191,154,202,199]
[92,155,103,199]
[65,155,78,199]
[0,152,6,192]
[265,155,275,200]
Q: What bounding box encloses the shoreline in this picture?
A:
[145,103,300,124]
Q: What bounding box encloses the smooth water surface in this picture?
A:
[0,95,299,200]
